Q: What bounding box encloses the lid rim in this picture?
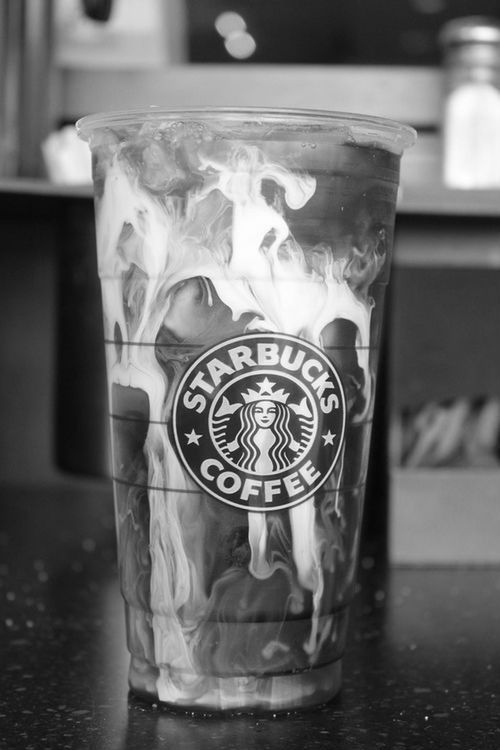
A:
[76,105,417,152]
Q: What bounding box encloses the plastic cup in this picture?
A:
[77,107,415,712]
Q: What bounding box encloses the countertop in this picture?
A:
[1,482,499,750]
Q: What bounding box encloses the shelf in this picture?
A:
[1,176,499,217]
[0,177,92,199]
[398,182,500,217]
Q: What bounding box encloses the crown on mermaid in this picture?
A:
[242,379,289,405]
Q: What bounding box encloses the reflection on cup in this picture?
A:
[77,108,415,712]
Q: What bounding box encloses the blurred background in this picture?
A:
[184,0,500,65]
[1,0,500,564]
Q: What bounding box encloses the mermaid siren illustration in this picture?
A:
[211,377,315,476]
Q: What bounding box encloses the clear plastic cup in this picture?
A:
[77,107,415,712]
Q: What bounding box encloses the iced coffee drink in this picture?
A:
[77,108,415,711]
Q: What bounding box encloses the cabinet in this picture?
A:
[390,191,500,564]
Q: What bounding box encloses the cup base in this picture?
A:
[128,655,342,713]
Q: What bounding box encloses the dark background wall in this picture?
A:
[186,0,500,65]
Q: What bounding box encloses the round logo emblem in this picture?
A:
[172,333,346,511]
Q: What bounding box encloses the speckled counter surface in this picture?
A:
[1,482,499,750]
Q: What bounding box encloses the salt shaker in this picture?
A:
[440,16,500,189]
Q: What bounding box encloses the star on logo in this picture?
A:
[322,430,336,446]
[256,376,276,395]
[185,429,202,446]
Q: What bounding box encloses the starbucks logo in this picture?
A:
[172,333,346,511]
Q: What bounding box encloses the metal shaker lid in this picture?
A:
[439,16,500,47]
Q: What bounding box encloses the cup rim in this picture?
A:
[76,105,417,153]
